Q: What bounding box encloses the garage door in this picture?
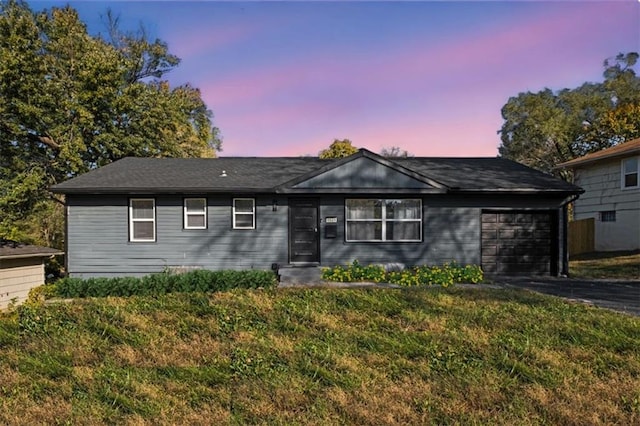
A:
[481,211,556,275]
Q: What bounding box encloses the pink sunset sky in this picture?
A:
[36,1,640,157]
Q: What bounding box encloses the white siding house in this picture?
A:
[0,240,63,310]
[559,138,640,252]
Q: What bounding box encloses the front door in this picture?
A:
[289,198,320,263]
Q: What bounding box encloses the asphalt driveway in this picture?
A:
[496,276,640,316]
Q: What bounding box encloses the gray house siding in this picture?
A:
[318,196,480,266]
[67,194,290,278]
[318,194,568,270]
[67,193,570,278]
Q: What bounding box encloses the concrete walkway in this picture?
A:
[494,276,640,316]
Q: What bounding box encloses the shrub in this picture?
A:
[26,284,58,304]
[53,269,278,299]
[321,260,483,287]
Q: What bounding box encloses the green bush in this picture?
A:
[26,283,58,304]
[53,269,277,299]
[322,260,483,287]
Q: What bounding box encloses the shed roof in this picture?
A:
[0,239,63,260]
[557,138,640,169]
[51,149,581,195]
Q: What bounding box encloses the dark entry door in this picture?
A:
[481,211,558,275]
[289,199,320,263]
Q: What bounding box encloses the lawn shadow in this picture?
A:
[570,250,640,261]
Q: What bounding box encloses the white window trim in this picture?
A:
[233,198,255,229]
[621,156,639,190]
[129,198,156,242]
[184,198,207,230]
[345,199,422,242]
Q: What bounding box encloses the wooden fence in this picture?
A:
[568,218,595,256]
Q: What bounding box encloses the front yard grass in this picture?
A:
[1,287,639,424]
[570,250,640,279]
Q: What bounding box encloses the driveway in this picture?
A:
[495,276,640,316]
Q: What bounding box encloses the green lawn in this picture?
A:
[570,250,640,280]
[1,287,639,424]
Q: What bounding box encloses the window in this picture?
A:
[129,199,155,242]
[184,198,207,229]
[233,198,255,229]
[345,199,421,242]
[622,157,639,189]
[600,211,616,222]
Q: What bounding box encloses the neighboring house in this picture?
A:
[558,138,640,252]
[0,239,63,309]
[52,149,582,278]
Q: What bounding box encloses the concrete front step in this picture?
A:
[278,266,323,287]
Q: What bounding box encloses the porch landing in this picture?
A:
[277,266,402,288]
[278,266,323,287]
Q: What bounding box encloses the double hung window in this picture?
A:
[345,199,421,242]
[184,198,207,229]
[129,199,155,242]
[622,157,639,189]
[233,198,255,229]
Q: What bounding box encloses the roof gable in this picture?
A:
[280,149,447,193]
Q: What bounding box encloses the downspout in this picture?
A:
[65,201,69,277]
[561,194,581,277]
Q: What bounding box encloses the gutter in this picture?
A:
[52,187,583,196]
[51,187,277,195]
[0,252,64,260]
[448,188,584,196]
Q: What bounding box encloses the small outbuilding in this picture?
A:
[0,239,63,309]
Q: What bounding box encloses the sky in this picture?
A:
[32,1,640,157]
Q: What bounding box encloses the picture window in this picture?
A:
[345,199,421,242]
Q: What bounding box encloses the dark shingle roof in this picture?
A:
[52,157,327,193]
[397,157,578,191]
[0,239,63,259]
[51,150,581,195]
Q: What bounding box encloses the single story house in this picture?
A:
[558,138,640,252]
[51,149,582,278]
[0,239,63,309]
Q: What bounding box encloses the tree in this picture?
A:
[0,1,221,246]
[380,146,413,158]
[318,139,358,159]
[498,52,640,176]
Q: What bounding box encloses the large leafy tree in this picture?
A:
[0,1,221,246]
[318,138,358,159]
[498,52,640,176]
